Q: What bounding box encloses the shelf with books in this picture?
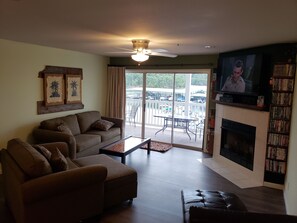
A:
[266,146,287,161]
[270,106,292,119]
[273,63,296,77]
[268,119,290,134]
[272,78,294,92]
[264,62,295,185]
[265,160,286,174]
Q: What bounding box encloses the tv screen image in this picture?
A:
[218,54,262,95]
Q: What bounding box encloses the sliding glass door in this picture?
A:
[145,73,174,144]
[125,73,143,138]
[125,70,209,150]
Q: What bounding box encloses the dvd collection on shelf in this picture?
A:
[265,62,295,183]
[273,64,296,77]
[269,120,290,133]
[266,146,287,160]
[265,159,286,174]
[270,106,291,119]
[272,78,294,91]
[267,133,289,147]
[272,93,293,105]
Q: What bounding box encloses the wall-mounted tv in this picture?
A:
[217,53,263,96]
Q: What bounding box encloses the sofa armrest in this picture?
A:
[33,128,76,159]
[101,116,124,137]
[22,165,107,204]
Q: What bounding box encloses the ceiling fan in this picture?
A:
[111,39,177,63]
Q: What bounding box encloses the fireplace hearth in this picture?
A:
[220,119,256,170]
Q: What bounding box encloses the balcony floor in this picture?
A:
[125,122,204,150]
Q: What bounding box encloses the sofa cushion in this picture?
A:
[61,115,81,136]
[74,134,101,152]
[35,145,68,172]
[7,138,52,178]
[87,127,121,141]
[34,145,52,160]
[50,147,68,172]
[57,124,73,135]
[76,111,102,133]
[40,118,64,131]
[91,119,114,131]
[66,157,79,169]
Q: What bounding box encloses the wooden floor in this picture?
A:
[0,147,286,223]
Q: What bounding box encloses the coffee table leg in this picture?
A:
[147,139,151,155]
[121,155,126,164]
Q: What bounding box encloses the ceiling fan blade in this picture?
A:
[117,47,134,51]
[106,51,134,54]
[150,51,177,58]
[150,48,168,53]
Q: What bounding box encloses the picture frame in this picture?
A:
[66,74,82,104]
[44,73,64,106]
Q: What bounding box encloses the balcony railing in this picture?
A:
[126,98,206,127]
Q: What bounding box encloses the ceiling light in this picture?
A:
[204,45,215,49]
[131,52,149,62]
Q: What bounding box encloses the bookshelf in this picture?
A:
[264,63,296,184]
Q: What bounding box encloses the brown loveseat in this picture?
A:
[33,111,123,159]
[1,138,137,223]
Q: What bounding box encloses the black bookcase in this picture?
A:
[264,63,296,184]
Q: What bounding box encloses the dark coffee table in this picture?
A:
[99,136,151,164]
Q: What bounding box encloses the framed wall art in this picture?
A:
[44,73,64,106]
[38,66,84,114]
[66,74,82,104]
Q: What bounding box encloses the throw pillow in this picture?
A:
[34,145,52,161]
[50,147,68,172]
[57,124,73,135]
[92,119,114,131]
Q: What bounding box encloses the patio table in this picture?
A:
[153,114,198,140]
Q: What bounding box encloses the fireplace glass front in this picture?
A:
[220,119,256,170]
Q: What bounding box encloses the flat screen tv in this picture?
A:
[217,53,263,96]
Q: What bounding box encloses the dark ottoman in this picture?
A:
[181,189,247,223]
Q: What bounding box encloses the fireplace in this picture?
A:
[210,104,269,188]
[220,119,256,170]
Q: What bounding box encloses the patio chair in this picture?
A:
[126,103,139,126]
[194,118,205,141]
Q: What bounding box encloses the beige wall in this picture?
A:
[0,39,109,149]
[284,64,297,215]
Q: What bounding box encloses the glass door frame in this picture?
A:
[126,68,212,150]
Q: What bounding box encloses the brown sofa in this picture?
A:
[33,111,124,159]
[1,138,137,223]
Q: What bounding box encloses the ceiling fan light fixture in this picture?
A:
[131,52,149,62]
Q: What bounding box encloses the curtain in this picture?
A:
[106,66,126,119]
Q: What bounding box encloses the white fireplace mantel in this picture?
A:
[203,103,269,188]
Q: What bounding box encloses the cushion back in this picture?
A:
[7,138,52,178]
[39,115,80,136]
[76,111,101,133]
[61,115,81,135]
[40,117,64,131]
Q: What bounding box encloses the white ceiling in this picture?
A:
[0,0,297,58]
